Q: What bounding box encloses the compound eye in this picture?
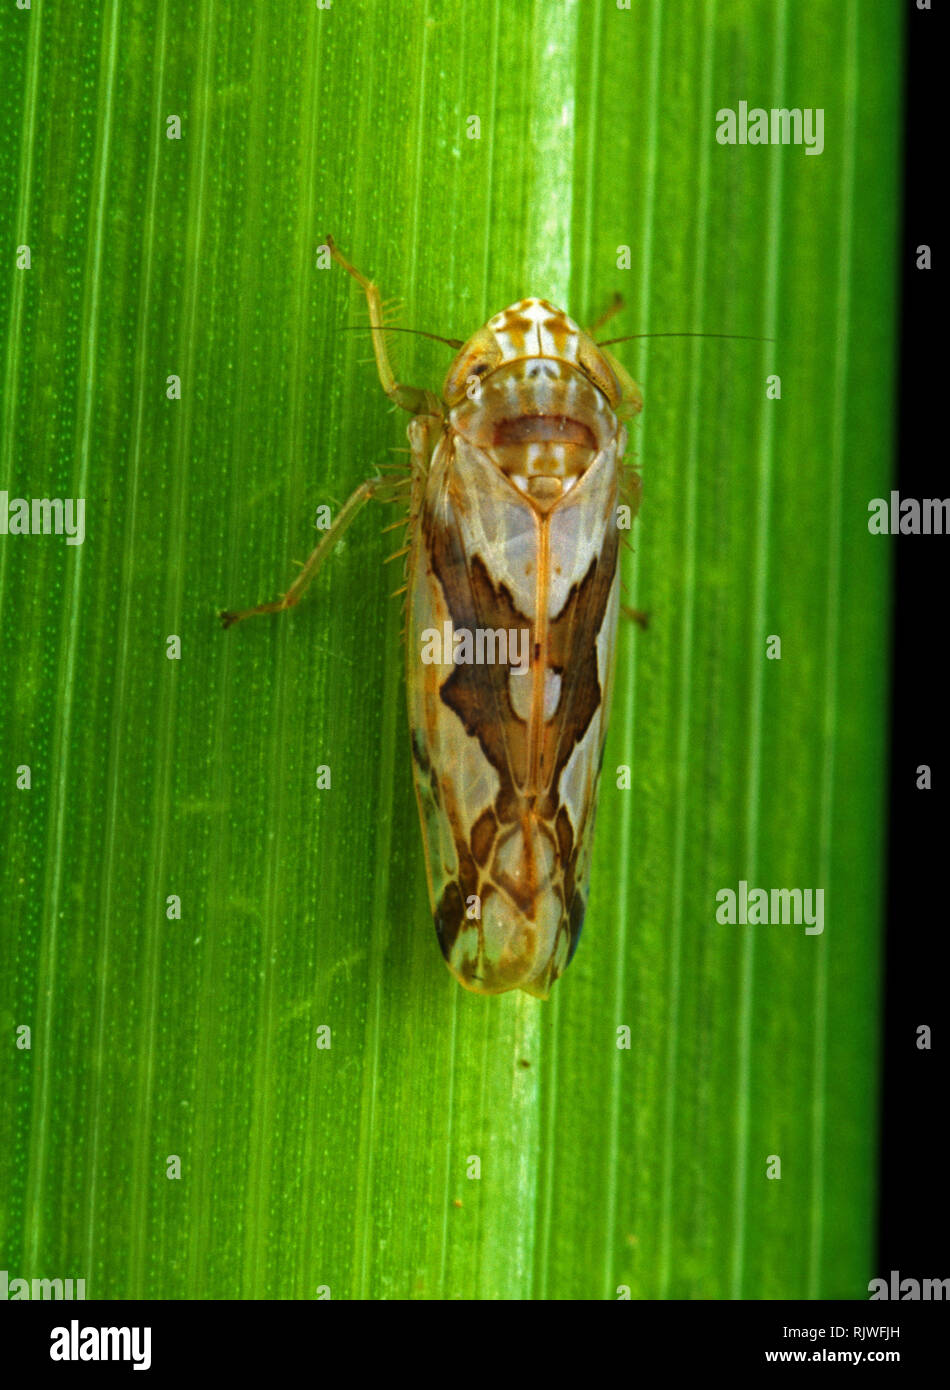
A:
[577,341,620,403]
[443,330,503,404]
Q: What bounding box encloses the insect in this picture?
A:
[222,238,645,997]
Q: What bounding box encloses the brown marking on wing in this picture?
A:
[470,806,497,866]
[435,882,466,960]
[567,891,586,961]
[542,527,619,812]
[426,508,533,806]
[555,805,575,895]
[422,436,620,982]
[426,503,616,805]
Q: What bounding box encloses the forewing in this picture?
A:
[407,431,622,992]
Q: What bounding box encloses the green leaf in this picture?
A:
[0,0,899,1299]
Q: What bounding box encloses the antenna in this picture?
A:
[597,331,774,347]
[339,325,463,349]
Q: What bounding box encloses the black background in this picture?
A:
[877,0,947,1282]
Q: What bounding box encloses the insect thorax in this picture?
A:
[448,358,620,511]
[440,298,624,510]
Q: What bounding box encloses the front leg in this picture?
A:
[223,239,444,628]
[325,236,442,417]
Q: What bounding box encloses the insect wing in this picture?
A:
[407,428,624,996]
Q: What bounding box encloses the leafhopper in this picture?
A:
[223,239,645,997]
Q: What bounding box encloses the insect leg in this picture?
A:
[621,605,650,630]
[585,292,625,336]
[325,236,441,416]
[220,475,396,628]
[619,468,647,629]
